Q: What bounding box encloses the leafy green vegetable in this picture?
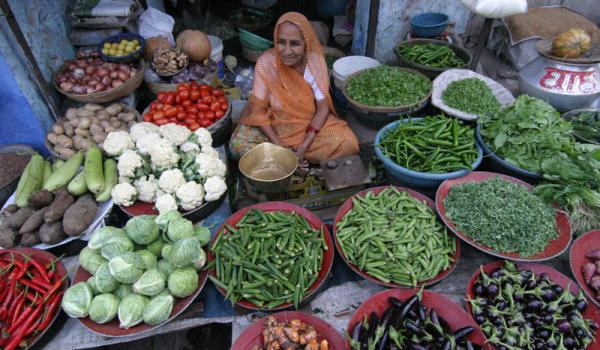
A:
[479,95,575,173]
[346,66,431,107]
[396,43,464,68]
[442,78,500,116]
[570,111,600,143]
[444,176,557,257]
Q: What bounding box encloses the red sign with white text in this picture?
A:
[539,67,599,94]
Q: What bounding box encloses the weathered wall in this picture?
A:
[0,0,73,153]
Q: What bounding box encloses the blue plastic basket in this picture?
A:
[98,33,145,63]
[375,118,483,190]
[410,13,449,38]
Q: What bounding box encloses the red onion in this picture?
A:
[117,71,129,81]
[67,63,77,71]
[109,71,119,79]
[72,68,85,79]
[101,76,112,86]
[96,83,107,91]
[88,79,99,87]
[118,64,131,73]
[97,68,109,77]
[81,74,91,83]
[112,79,124,88]
[58,75,68,83]
[76,60,87,68]
[85,66,97,75]
[59,82,73,92]
[86,86,97,93]
[106,63,117,71]
[72,85,86,94]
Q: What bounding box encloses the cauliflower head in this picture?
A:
[204,176,227,201]
[136,133,163,155]
[155,192,178,214]
[200,145,219,159]
[129,122,160,142]
[149,139,180,171]
[175,181,204,211]
[134,175,158,202]
[117,150,145,178]
[111,182,138,206]
[180,142,200,154]
[193,128,212,146]
[195,153,226,178]
[158,168,186,194]
[103,131,134,156]
[160,123,191,146]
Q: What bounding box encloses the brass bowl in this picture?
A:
[239,143,298,193]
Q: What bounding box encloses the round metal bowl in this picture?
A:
[239,143,298,193]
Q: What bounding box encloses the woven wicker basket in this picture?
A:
[54,60,145,103]
[342,67,432,114]
[45,104,140,160]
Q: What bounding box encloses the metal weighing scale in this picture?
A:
[233,154,372,215]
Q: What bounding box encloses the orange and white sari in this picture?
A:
[229,12,359,163]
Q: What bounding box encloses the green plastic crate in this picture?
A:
[239,28,273,51]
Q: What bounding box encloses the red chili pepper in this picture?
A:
[37,292,62,332]
[19,280,47,294]
[7,305,33,334]
[25,256,50,284]
[8,291,25,327]
[3,303,43,350]
[25,292,40,305]
[43,277,65,303]
[0,283,16,321]
[26,275,51,291]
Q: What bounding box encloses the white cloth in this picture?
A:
[460,0,527,18]
[303,67,325,101]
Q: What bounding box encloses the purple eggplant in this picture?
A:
[453,326,474,341]
[557,319,572,333]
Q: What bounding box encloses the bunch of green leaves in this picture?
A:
[346,66,431,107]
[479,95,575,173]
[442,78,501,117]
[571,111,600,143]
[444,176,557,257]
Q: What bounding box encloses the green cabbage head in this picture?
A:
[108,252,145,284]
[167,267,198,298]
[142,294,174,325]
[125,215,159,245]
[61,282,93,318]
[89,293,120,324]
[118,294,149,329]
[133,269,165,296]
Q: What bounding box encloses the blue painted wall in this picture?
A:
[0,0,74,155]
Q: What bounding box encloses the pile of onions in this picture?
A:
[56,59,138,94]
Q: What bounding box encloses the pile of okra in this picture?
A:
[208,209,327,309]
[379,115,478,173]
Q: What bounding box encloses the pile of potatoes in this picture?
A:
[46,103,137,158]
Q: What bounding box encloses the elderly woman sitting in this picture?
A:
[229,12,359,165]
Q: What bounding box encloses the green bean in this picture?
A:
[336,188,456,286]
[378,114,478,173]
[210,209,325,309]
[396,43,465,68]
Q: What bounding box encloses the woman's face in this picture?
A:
[277,21,305,67]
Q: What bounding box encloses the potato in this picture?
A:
[19,207,48,234]
[47,132,58,145]
[100,120,110,129]
[9,207,35,229]
[63,194,98,236]
[96,110,110,120]
[75,128,90,137]
[28,190,54,208]
[79,139,93,150]
[64,123,74,137]
[56,135,73,148]
[104,126,116,134]
[109,119,122,129]
[52,124,64,135]
[43,188,74,223]
[83,103,103,112]
[38,221,66,245]
[76,109,95,119]
[55,147,75,158]
[79,117,92,130]
[0,227,17,248]
[72,135,84,150]
[92,133,105,144]
[69,118,79,127]
[90,123,104,136]
[105,103,123,116]
[20,232,40,247]
[118,112,136,122]
[4,204,18,214]
[66,108,78,120]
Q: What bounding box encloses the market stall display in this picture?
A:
[151,48,188,76]
[562,109,600,145]
[0,248,68,350]
[46,103,139,159]
[65,213,209,336]
[207,202,334,311]
[99,33,145,63]
[105,125,227,217]
[570,230,600,307]
[395,39,471,79]
[436,171,572,261]
[466,261,600,350]
[431,69,515,121]
[346,289,488,350]
[0,149,114,249]
[334,186,459,287]
[231,312,344,350]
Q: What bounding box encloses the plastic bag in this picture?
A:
[431,69,516,121]
[460,0,527,18]
[139,7,175,45]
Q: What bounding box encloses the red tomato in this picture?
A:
[143,113,153,122]
[217,96,227,103]
[154,102,165,111]
[190,81,199,90]
[157,92,167,103]
[206,111,216,121]
[197,103,209,112]
[155,118,169,126]
[169,117,177,123]
[186,106,199,114]
[176,105,185,113]
[178,89,190,101]
[220,101,229,111]
[189,122,200,131]
[215,110,225,119]
[199,118,212,127]
[165,93,175,105]
[176,112,187,121]
[184,118,196,126]
[182,100,192,107]
[190,89,201,102]
[200,89,210,99]
[211,89,225,96]
[175,95,181,104]
[164,106,178,118]
[199,84,210,91]
[210,102,221,112]
[187,112,198,120]
[153,111,165,121]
